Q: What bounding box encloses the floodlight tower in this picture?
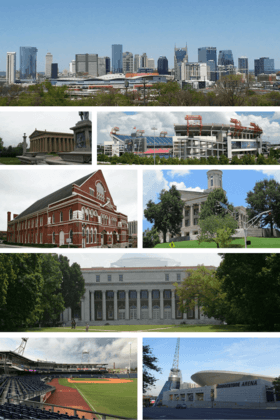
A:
[154,338,182,406]
[14,338,29,356]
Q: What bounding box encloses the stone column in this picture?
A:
[102,291,106,321]
[148,290,152,320]
[190,205,194,227]
[125,291,129,320]
[114,291,118,320]
[137,290,141,320]
[91,292,95,322]
[171,290,176,319]
[182,206,185,228]
[81,300,84,321]
[160,290,164,319]
[85,290,90,322]
[183,300,187,319]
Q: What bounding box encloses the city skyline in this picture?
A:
[1,0,280,72]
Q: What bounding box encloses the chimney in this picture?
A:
[7,212,11,223]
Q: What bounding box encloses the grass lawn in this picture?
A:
[25,324,265,333]
[0,157,21,165]
[155,236,280,248]
[59,378,137,418]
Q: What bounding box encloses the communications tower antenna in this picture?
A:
[171,338,180,372]
[14,338,29,356]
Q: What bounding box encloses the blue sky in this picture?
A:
[144,337,280,395]
[0,338,137,368]
[1,0,280,71]
[98,111,280,145]
[143,169,280,231]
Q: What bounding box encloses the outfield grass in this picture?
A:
[155,236,280,248]
[25,324,265,333]
[0,157,21,165]
[59,378,137,418]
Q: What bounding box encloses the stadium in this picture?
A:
[102,115,264,160]
[0,339,137,419]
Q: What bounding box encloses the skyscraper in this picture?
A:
[20,47,38,79]
[75,54,98,76]
[123,52,133,73]
[51,63,58,79]
[45,52,53,78]
[147,58,155,69]
[140,53,148,68]
[174,44,188,80]
[6,52,16,84]
[157,56,168,74]
[218,50,234,66]
[238,57,249,76]
[254,57,275,76]
[198,47,217,81]
[134,54,140,72]
[112,44,123,73]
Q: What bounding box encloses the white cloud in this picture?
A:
[143,170,169,209]
[169,182,204,192]
[167,170,191,178]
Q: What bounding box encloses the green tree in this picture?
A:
[197,215,238,248]
[174,265,228,321]
[0,254,44,331]
[216,253,280,330]
[143,227,160,248]
[144,186,184,243]
[143,345,162,393]
[272,376,280,394]
[0,138,3,150]
[59,256,85,315]
[39,254,65,325]
[199,188,235,220]
[246,179,280,236]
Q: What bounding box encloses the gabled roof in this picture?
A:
[14,172,96,220]
[29,130,73,138]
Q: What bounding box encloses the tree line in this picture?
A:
[0,138,23,158]
[0,254,85,331]
[175,254,280,331]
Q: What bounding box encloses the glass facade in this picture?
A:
[51,63,58,79]
[254,57,275,76]
[157,56,168,74]
[198,47,217,81]
[112,44,123,73]
[238,57,249,74]
[218,50,234,66]
[20,46,38,79]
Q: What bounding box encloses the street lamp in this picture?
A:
[151,127,157,165]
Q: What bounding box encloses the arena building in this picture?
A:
[103,115,263,160]
[60,263,220,325]
[163,370,278,407]
[6,170,129,248]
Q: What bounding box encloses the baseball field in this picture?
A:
[54,377,137,419]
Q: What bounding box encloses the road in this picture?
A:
[143,407,280,419]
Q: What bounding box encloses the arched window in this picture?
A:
[52,214,55,223]
[69,230,73,243]
[69,209,73,220]
[90,228,93,243]
[81,207,85,220]
[82,227,85,237]
[60,211,63,222]
[96,183,105,201]
[52,232,55,244]
[86,228,89,243]
[85,208,89,221]
[94,229,97,243]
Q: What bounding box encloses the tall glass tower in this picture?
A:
[112,44,123,73]
[198,47,217,81]
[157,56,168,74]
[20,47,38,79]
[218,50,234,66]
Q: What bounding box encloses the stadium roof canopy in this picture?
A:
[191,370,275,387]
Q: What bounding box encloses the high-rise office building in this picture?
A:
[123,52,133,73]
[98,57,110,76]
[254,57,275,76]
[174,45,188,80]
[75,54,98,76]
[218,50,234,66]
[112,44,123,73]
[20,47,38,79]
[134,54,140,72]
[198,47,216,81]
[51,63,58,79]
[69,60,76,74]
[6,52,16,84]
[105,57,110,74]
[157,56,168,74]
[45,52,53,78]
[141,53,148,68]
[238,57,249,75]
[148,58,155,69]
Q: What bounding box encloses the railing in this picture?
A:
[19,399,135,419]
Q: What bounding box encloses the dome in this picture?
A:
[111,253,180,267]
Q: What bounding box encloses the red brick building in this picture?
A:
[7,171,129,248]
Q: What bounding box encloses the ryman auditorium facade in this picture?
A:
[60,256,220,325]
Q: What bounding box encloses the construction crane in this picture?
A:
[185,115,202,136]
[14,338,29,356]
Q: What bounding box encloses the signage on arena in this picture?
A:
[217,380,257,389]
